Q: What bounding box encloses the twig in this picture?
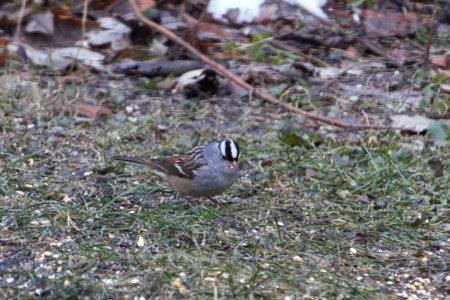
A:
[268,39,331,67]
[329,47,360,62]
[361,110,370,125]
[359,38,400,66]
[423,0,439,69]
[127,0,410,130]
[81,0,89,41]
[14,0,28,42]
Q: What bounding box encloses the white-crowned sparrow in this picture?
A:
[113,139,240,197]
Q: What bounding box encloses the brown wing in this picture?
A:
[151,146,205,179]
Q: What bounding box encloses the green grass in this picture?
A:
[0,73,448,299]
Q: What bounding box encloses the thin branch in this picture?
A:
[423,0,439,70]
[127,0,410,130]
[359,37,401,66]
[14,0,28,42]
[81,0,89,41]
[268,39,331,68]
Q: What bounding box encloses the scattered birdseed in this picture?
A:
[136,235,145,247]
[130,278,140,284]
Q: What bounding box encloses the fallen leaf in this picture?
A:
[85,17,131,51]
[427,120,450,146]
[26,13,99,46]
[390,115,432,133]
[8,43,48,65]
[51,47,105,71]
[431,55,449,68]
[317,67,342,79]
[363,10,418,37]
[25,11,54,35]
[7,43,105,71]
[77,103,112,119]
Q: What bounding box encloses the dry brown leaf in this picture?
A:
[0,38,10,47]
[51,6,71,16]
[431,55,449,68]
[363,10,418,37]
[77,103,113,118]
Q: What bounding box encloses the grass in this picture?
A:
[0,71,449,299]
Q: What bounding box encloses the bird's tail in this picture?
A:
[112,156,155,169]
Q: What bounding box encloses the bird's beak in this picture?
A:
[230,161,238,169]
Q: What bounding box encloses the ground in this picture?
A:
[0,67,448,300]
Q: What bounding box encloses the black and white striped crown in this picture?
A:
[218,139,240,162]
